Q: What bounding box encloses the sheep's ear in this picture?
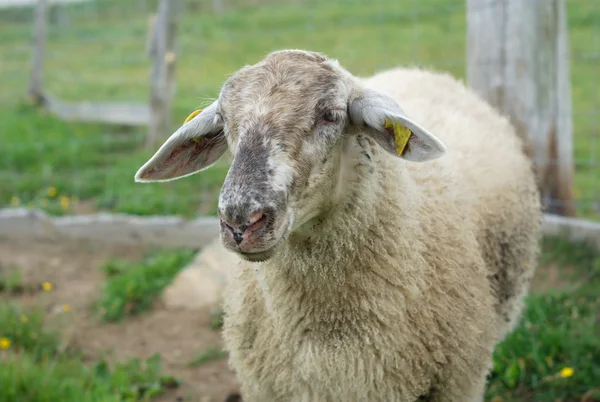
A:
[348,88,446,162]
[134,102,227,182]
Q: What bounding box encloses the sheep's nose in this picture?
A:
[218,209,268,245]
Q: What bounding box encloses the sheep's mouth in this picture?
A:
[235,233,287,263]
[221,213,290,263]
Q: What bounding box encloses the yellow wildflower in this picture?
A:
[0,337,10,350]
[20,315,28,324]
[42,282,53,292]
[63,304,71,313]
[559,367,574,378]
[59,196,70,210]
[10,196,20,206]
[47,187,57,197]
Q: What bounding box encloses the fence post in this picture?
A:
[145,13,157,57]
[212,0,224,14]
[146,0,178,149]
[466,0,575,217]
[28,0,48,106]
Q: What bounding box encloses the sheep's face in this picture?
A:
[213,51,353,261]
[135,50,446,262]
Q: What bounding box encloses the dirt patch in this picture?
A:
[0,238,238,402]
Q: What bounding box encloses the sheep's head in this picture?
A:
[135,50,446,262]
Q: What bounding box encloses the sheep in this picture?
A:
[134,49,542,402]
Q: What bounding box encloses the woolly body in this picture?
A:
[221,67,542,401]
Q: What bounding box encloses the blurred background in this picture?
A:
[1,0,599,220]
[0,1,599,402]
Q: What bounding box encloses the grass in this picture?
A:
[0,0,598,219]
[0,267,56,295]
[209,306,225,330]
[0,304,62,360]
[0,269,24,294]
[187,346,229,367]
[0,352,181,402]
[95,247,196,322]
[485,237,600,401]
[0,303,180,402]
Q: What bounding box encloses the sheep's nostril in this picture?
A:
[220,220,244,245]
[245,212,267,232]
[220,210,269,246]
[232,231,244,245]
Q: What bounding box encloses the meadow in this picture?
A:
[0,0,599,219]
[1,0,599,401]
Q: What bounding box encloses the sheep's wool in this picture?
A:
[221,55,542,402]
[136,49,542,402]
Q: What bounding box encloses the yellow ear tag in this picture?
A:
[183,108,203,124]
[183,109,204,144]
[384,119,412,156]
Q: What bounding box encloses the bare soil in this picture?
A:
[0,237,568,402]
[0,238,239,402]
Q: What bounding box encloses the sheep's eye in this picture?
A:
[323,110,338,123]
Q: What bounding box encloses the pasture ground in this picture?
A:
[0,238,237,402]
[1,236,599,402]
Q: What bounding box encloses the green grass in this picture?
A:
[486,237,600,401]
[95,247,196,322]
[0,303,180,402]
[187,346,228,367]
[0,352,181,402]
[209,306,225,330]
[0,269,24,294]
[0,304,62,360]
[0,0,598,219]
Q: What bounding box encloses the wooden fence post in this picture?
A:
[212,0,224,14]
[28,0,48,106]
[145,13,157,57]
[466,0,575,217]
[146,0,178,149]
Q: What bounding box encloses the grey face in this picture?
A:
[214,51,351,261]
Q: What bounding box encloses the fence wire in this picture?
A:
[0,0,598,220]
